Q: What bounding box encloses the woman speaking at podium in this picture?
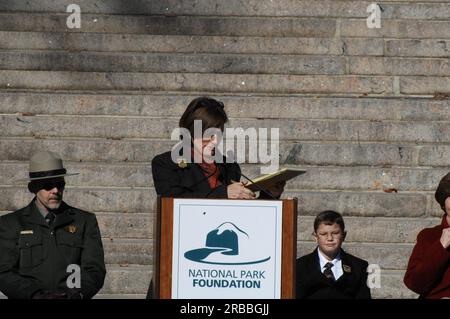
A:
[151,96,284,200]
[147,97,285,298]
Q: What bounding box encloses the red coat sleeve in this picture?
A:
[404,228,450,295]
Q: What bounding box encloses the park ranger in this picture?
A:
[0,151,106,299]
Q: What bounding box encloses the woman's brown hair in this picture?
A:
[179,97,228,138]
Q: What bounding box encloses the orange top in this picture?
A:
[197,161,222,189]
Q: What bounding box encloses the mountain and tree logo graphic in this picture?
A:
[184,222,271,265]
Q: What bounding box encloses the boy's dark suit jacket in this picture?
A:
[296,248,371,299]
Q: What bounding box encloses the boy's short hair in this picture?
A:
[313,210,345,233]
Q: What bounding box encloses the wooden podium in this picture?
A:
[153,197,297,299]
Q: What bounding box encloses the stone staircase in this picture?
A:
[1,0,449,298]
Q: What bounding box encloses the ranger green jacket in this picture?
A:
[0,199,106,299]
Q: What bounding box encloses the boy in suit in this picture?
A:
[296,210,371,299]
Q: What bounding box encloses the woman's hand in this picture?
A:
[227,182,256,199]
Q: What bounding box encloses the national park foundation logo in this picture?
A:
[184,222,270,289]
[184,222,270,265]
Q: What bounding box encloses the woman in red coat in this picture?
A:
[404,172,450,298]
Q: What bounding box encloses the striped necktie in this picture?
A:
[323,262,335,281]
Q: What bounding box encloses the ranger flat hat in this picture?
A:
[24,151,79,181]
